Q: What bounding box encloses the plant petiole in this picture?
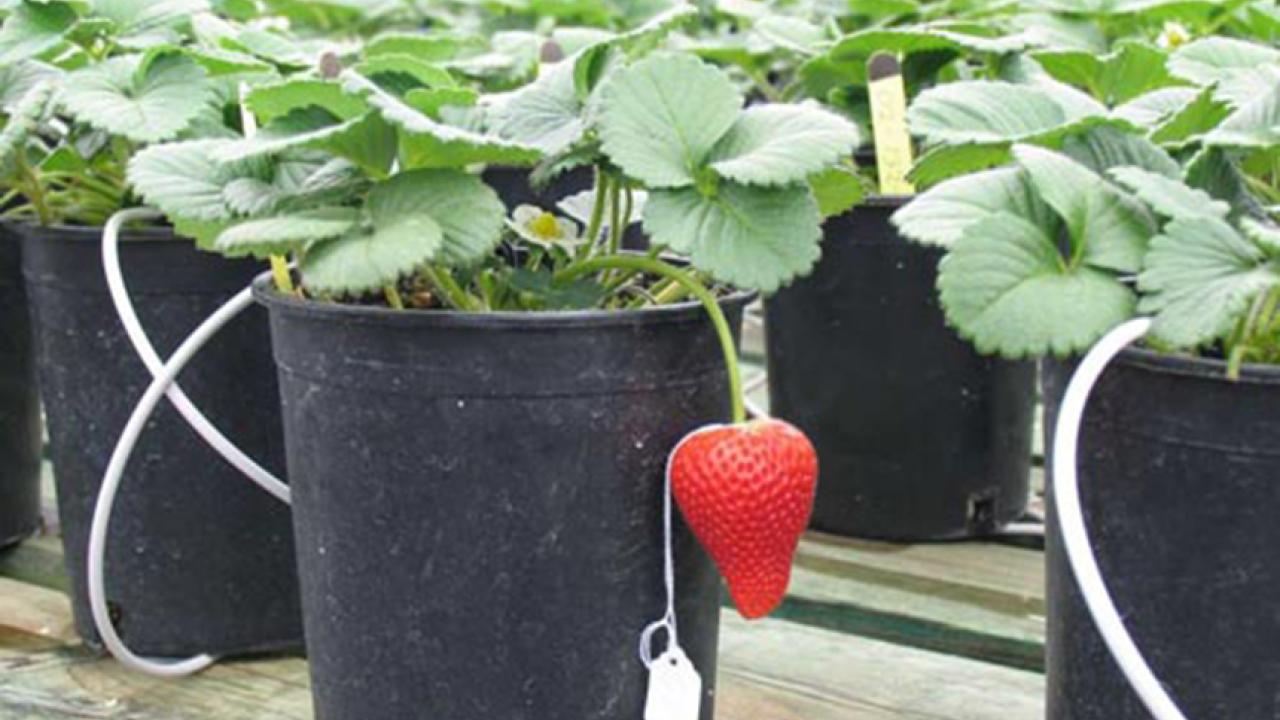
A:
[557,255,744,424]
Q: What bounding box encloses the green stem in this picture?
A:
[384,284,405,310]
[652,280,689,305]
[269,255,294,294]
[601,243,663,298]
[607,181,623,257]
[421,265,478,311]
[557,255,744,424]
[583,169,609,253]
[16,156,50,226]
[622,187,634,234]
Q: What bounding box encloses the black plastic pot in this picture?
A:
[764,197,1037,540]
[1043,351,1280,719]
[257,281,748,720]
[0,225,41,548]
[18,223,302,657]
[483,164,593,210]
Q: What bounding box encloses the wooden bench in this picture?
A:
[0,463,1047,719]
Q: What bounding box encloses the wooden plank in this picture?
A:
[0,578,76,646]
[0,646,313,720]
[719,615,1043,720]
[0,534,69,595]
[0,575,1042,720]
[771,532,1045,672]
[1,506,1048,673]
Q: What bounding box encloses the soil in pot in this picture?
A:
[1043,351,1280,719]
[764,197,1037,540]
[0,225,42,548]
[257,280,750,720]
[18,223,302,657]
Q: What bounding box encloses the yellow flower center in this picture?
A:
[530,211,561,239]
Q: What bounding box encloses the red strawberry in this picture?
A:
[670,418,818,619]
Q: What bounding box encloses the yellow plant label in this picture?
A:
[867,52,915,197]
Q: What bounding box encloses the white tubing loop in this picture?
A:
[1052,317,1188,720]
[101,209,289,504]
[90,287,266,676]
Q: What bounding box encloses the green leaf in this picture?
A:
[598,52,742,189]
[404,87,476,120]
[214,207,359,258]
[1109,166,1229,220]
[217,106,398,177]
[906,142,1012,187]
[1032,41,1177,105]
[1168,37,1280,87]
[217,154,335,216]
[1112,87,1200,127]
[509,268,607,310]
[908,80,1105,146]
[1242,218,1280,257]
[0,76,55,167]
[301,171,449,295]
[246,79,368,124]
[486,58,583,156]
[1138,216,1277,348]
[608,4,698,58]
[1185,147,1265,220]
[445,30,539,87]
[221,27,311,68]
[127,139,267,220]
[364,33,466,63]
[707,104,859,187]
[183,46,275,76]
[642,182,821,293]
[752,16,827,56]
[1216,65,1280,110]
[59,53,213,143]
[0,59,59,113]
[343,70,541,169]
[92,0,209,47]
[0,1,77,65]
[808,166,864,218]
[1012,12,1106,52]
[893,167,1054,247]
[173,216,231,250]
[396,169,505,266]
[1203,84,1280,148]
[1135,85,1230,146]
[938,211,1136,358]
[1058,125,1180,178]
[830,25,1032,61]
[1013,144,1152,273]
[357,54,456,95]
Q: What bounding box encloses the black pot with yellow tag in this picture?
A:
[763,55,1037,540]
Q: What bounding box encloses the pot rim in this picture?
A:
[252,273,758,330]
[861,194,913,209]
[1115,346,1280,386]
[4,219,175,242]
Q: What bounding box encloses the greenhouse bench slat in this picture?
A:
[0,465,1046,719]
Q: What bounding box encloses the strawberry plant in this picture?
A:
[893,27,1280,376]
[131,38,858,307]
[0,0,319,226]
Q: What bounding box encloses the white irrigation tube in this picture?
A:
[100,209,290,504]
[88,285,267,676]
[1052,317,1188,720]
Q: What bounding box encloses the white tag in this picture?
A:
[644,647,703,720]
